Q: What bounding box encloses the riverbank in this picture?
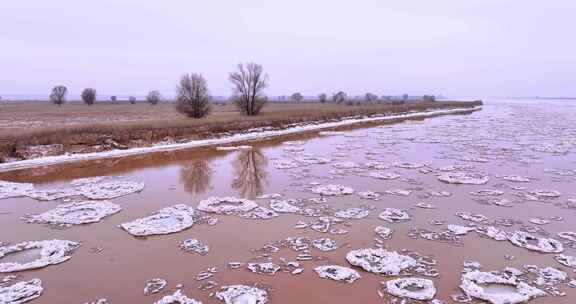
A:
[0,101,481,168]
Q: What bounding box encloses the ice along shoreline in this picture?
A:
[0,105,482,173]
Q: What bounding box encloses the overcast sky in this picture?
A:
[1,0,575,98]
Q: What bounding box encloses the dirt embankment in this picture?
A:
[0,100,482,162]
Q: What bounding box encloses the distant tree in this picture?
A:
[318,93,327,103]
[128,96,136,104]
[402,94,409,102]
[423,95,436,102]
[49,85,68,106]
[110,95,117,102]
[229,63,268,116]
[147,90,161,105]
[291,92,303,103]
[81,88,97,105]
[175,73,212,118]
[365,92,378,103]
[332,91,347,104]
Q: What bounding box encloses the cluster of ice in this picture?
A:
[0,240,80,272]
[385,277,436,300]
[247,262,281,275]
[314,265,361,283]
[272,159,300,169]
[77,181,145,200]
[0,278,43,304]
[346,248,417,275]
[529,189,561,198]
[120,204,195,236]
[154,290,202,304]
[238,207,279,220]
[357,191,382,200]
[557,231,576,242]
[0,180,34,200]
[507,231,563,253]
[374,226,394,239]
[143,278,167,295]
[312,184,354,196]
[369,171,401,180]
[447,225,475,235]
[334,207,370,219]
[378,208,411,223]
[501,175,531,182]
[197,197,258,214]
[269,199,300,213]
[383,189,412,196]
[215,285,268,304]
[312,238,338,251]
[332,161,359,169]
[470,189,504,197]
[393,162,426,169]
[437,172,489,185]
[455,211,488,223]
[555,254,576,268]
[179,239,209,255]
[24,200,121,226]
[460,270,546,304]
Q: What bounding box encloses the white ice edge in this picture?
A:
[0,106,481,172]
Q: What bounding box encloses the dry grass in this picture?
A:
[0,100,481,160]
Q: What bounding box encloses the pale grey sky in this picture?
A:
[1,0,575,98]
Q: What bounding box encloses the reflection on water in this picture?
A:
[179,159,212,195]
[231,148,268,198]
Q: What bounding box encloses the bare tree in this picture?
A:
[81,88,97,105]
[332,91,347,104]
[318,93,327,103]
[423,95,436,102]
[229,63,269,116]
[291,92,303,103]
[365,92,378,103]
[175,73,212,118]
[49,85,68,106]
[128,96,136,104]
[110,95,117,102]
[147,90,161,105]
[402,94,409,102]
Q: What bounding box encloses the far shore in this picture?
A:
[0,100,482,165]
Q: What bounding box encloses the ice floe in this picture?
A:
[269,199,300,213]
[179,239,209,255]
[247,262,281,275]
[385,277,436,300]
[346,248,417,275]
[460,270,546,304]
[215,285,268,304]
[312,238,338,251]
[334,207,370,219]
[144,278,167,295]
[0,181,33,200]
[314,265,361,283]
[0,278,43,304]
[120,204,195,236]
[78,181,144,200]
[312,184,354,196]
[374,226,394,239]
[154,289,202,304]
[369,171,401,180]
[24,200,121,227]
[0,240,80,273]
[197,197,258,214]
[438,172,489,185]
[378,208,411,223]
[507,231,563,253]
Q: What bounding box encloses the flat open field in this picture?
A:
[0,100,481,161]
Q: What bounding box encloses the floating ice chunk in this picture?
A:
[0,278,43,304]
[25,200,121,226]
[293,155,331,165]
[84,299,109,304]
[312,238,338,251]
[24,187,80,201]
[78,181,144,200]
[415,202,437,209]
[314,265,361,283]
[455,211,488,223]
[179,239,209,255]
[346,248,417,275]
[216,145,252,151]
[427,190,452,197]
[383,189,412,196]
[69,176,106,187]
[269,200,300,213]
[378,208,411,223]
[154,289,202,304]
[216,285,268,304]
[475,226,508,241]
[120,204,195,236]
[357,191,382,200]
[0,181,34,200]
[375,226,394,239]
[334,207,370,219]
[507,231,563,253]
[332,161,359,169]
[501,175,531,182]
[393,162,426,169]
[239,207,278,220]
[447,225,475,235]
[0,240,80,273]
[438,172,489,185]
[557,231,576,242]
[528,218,550,225]
[529,189,561,198]
[144,278,167,295]
[272,159,300,169]
[555,254,576,268]
[369,171,401,180]
[470,190,504,197]
[256,193,283,200]
[460,270,546,304]
[247,263,280,275]
[386,277,436,300]
[312,184,354,196]
[364,161,389,170]
[197,197,258,214]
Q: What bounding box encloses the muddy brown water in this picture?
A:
[1,100,576,303]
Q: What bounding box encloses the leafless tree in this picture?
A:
[175,73,212,118]
[229,63,269,116]
[81,88,97,105]
[291,92,303,103]
[332,91,347,104]
[365,92,378,103]
[147,90,161,105]
[232,149,268,198]
[402,94,409,102]
[423,95,436,102]
[128,96,136,104]
[318,93,327,103]
[49,85,68,106]
[110,95,117,102]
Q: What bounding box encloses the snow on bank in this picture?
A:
[0,106,481,173]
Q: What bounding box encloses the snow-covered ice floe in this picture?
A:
[346,248,417,275]
[0,240,80,273]
[179,239,209,255]
[144,278,167,295]
[215,285,268,304]
[312,238,338,251]
[120,204,195,236]
[154,289,202,304]
[507,231,563,253]
[24,200,121,227]
[0,181,34,200]
[0,278,43,304]
[375,226,394,239]
[378,208,411,223]
[437,172,489,185]
[385,277,436,300]
[460,270,546,304]
[314,265,361,283]
[197,197,258,214]
[247,262,281,275]
[78,181,145,200]
[312,184,354,196]
[334,207,370,219]
[0,106,482,173]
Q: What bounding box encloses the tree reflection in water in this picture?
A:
[180,159,212,195]
[232,148,268,198]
